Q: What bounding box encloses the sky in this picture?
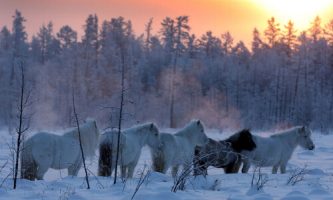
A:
[1,0,333,46]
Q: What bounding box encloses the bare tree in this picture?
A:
[111,17,132,185]
[72,92,90,189]
[13,61,31,189]
[114,49,125,184]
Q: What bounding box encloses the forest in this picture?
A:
[1,10,333,132]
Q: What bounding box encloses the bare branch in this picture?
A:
[250,166,268,191]
[286,165,307,186]
[131,165,151,200]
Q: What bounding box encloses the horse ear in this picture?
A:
[150,123,154,130]
[197,120,201,125]
[298,126,305,135]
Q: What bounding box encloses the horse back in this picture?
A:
[248,135,284,166]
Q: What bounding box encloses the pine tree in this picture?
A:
[145,18,153,53]
[251,28,264,54]
[282,20,297,57]
[57,25,77,50]
[11,10,28,81]
[309,16,322,42]
[264,17,280,47]
[82,14,99,69]
[0,26,11,54]
[36,22,58,64]
[221,31,234,55]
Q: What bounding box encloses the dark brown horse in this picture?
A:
[193,129,256,176]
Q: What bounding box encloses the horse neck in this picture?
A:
[65,123,98,157]
[63,129,76,138]
[175,127,191,138]
[126,129,148,147]
[176,128,197,147]
[273,129,299,149]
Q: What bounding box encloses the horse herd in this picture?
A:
[20,119,315,181]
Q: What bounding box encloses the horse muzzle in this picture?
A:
[308,145,315,150]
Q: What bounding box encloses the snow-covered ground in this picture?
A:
[1,129,333,200]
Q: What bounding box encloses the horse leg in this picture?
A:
[225,159,242,173]
[280,163,287,174]
[272,165,279,174]
[110,163,116,176]
[127,164,135,179]
[171,165,179,177]
[241,159,251,173]
[121,165,127,179]
[68,157,83,176]
[127,158,140,178]
[36,164,49,180]
[34,155,52,180]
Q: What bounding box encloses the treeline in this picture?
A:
[1,10,333,132]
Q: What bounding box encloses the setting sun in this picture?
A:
[252,0,333,28]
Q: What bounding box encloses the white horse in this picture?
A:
[151,120,209,177]
[241,126,315,174]
[21,119,100,180]
[98,123,160,179]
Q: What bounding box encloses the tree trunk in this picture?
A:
[114,50,125,184]
[13,63,25,189]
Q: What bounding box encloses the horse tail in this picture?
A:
[151,147,166,173]
[98,141,112,177]
[20,144,37,180]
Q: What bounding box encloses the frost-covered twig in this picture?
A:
[58,186,76,200]
[131,164,151,200]
[171,161,194,192]
[251,166,268,191]
[286,165,307,186]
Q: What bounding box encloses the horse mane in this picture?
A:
[224,129,256,152]
[176,120,203,137]
[64,119,100,157]
[270,126,303,138]
[123,122,153,135]
[225,129,250,142]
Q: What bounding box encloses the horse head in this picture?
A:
[192,119,209,146]
[225,129,256,152]
[297,126,315,150]
[80,118,100,157]
[238,129,256,151]
[145,123,161,149]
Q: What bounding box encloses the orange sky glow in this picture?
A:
[1,0,333,46]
